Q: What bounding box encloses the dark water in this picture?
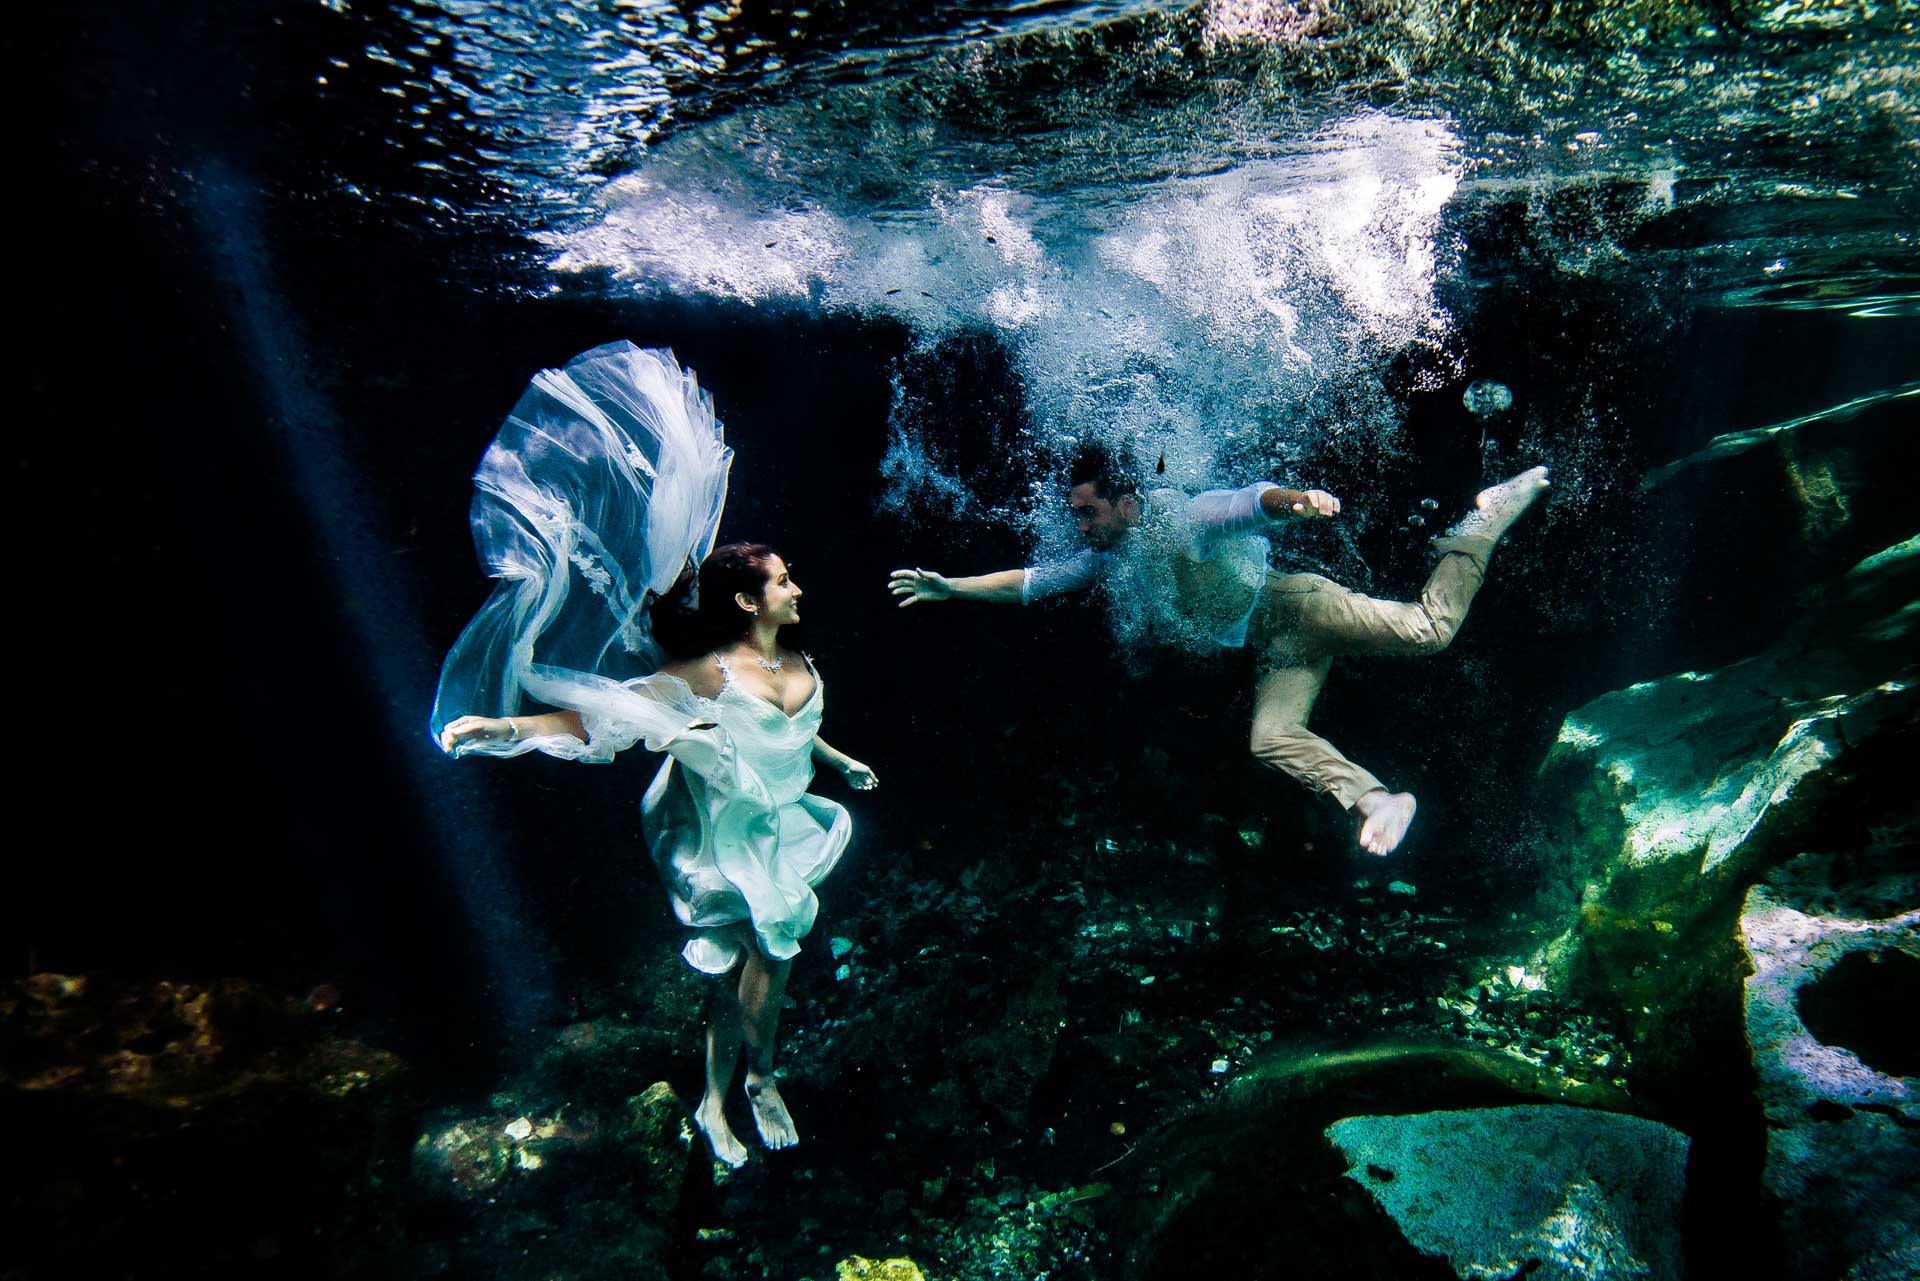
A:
[20,1,1920,1277]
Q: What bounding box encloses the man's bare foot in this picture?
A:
[694,1094,749,1167]
[1449,466,1550,542]
[745,1072,799,1151]
[1355,789,1417,856]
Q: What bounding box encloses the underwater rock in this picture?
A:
[1325,1105,1689,1281]
[409,1081,690,1215]
[1740,847,1920,1281]
[410,1104,605,1200]
[1119,1036,1640,1279]
[950,966,1064,1129]
[627,1080,692,1222]
[1528,535,1919,1026]
[402,1013,696,1276]
[1,974,407,1276]
[0,972,401,1116]
[835,1258,927,1281]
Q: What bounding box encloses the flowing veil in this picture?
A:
[429,342,733,756]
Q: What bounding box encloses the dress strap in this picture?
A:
[711,651,735,692]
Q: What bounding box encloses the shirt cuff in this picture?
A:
[1251,481,1285,523]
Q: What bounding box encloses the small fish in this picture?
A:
[764,241,777,248]
[1155,451,1166,475]
[985,235,997,243]
[885,288,902,295]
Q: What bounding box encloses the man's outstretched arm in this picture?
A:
[1261,486,1340,519]
[888,567,1025,607]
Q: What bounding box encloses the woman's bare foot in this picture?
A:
[745,1072,799,1151]
[745,1072,799,1150]
[1450,466,1550,542]
[694,1094,749,1167]
[1355,789,1418,856]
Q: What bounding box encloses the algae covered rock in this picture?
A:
[626,1079,692,1221]
[1326,1105,1689,1280]
[410,1105,604,1201]
[1740,846,1920,1281]
[1529,535,1919,1009]
[835,1255,928,1281]
[1119,1036,1640,1280]
[409,1078,691,1214]
[1,974,407,1277]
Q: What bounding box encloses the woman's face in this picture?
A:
[750,555,803,627]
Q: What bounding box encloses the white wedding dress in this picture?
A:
[431,342,849,972]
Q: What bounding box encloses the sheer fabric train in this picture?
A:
[430,341,849,971]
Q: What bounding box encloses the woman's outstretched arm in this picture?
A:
[440,710,585,754]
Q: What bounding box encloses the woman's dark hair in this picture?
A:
[647,542,781,658]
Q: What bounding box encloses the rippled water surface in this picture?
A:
[269,0,1917,528]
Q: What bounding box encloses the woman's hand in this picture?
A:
[888,568,953,608]
[440,715,515,754]
[841,759,879,791]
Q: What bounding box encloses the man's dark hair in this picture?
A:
[1067,442,1140,503]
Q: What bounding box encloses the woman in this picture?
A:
[432,343,876,1167]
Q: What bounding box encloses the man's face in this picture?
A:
[1069,482,1134,550]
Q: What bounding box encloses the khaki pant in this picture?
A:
[1247,535,1494,809]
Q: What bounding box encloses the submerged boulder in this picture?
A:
[409,1073,693,1202]
[1119,1036,1643,1280]
[835,1258,928,1281]
[1326,1104,1689,1281]
[1740,846,1920,1281]
[0,974,407,1277]
[1528,535,1919,1018]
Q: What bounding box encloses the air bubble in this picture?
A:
[1462,379,1513,417]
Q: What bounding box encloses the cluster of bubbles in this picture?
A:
[549,109,1465,552]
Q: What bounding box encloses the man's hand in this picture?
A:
[888,568,954,608]
[1268,487,1341,520]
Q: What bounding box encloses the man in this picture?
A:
[887,447,1549,855]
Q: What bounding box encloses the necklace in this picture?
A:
[753,652,784,674]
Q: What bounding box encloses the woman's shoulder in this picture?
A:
[655,653,725,700]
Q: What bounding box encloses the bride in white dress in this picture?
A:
[431,342,876,1167]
